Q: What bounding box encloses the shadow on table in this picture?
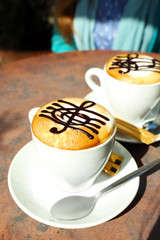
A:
[147,215,160,240]
[120,142,149,166]
[112,142,160,219]
[115,161,160,218]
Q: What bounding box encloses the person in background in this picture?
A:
[51,0,160,53]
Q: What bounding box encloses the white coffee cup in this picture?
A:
[85,67,160,127]
[28,107,116,193]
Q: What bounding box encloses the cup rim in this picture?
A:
[31,124,117,153]
[104,64,160,87]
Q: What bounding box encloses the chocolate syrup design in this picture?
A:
[109,53,160,74]
[39,100,109,139]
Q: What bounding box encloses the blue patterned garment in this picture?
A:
[94,0,128,49]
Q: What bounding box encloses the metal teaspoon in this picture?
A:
[50,158,160,221]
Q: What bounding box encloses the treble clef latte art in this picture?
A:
[39,100,109,139]
[32,98,115,150]
[106,53,160,84]
[109,53,160,74]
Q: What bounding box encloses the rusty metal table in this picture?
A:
[0,50,160,240]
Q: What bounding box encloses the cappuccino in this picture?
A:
[105,53,160,85]
[85,53,160,126]
[29,98,116,192]
[32,98,115,150]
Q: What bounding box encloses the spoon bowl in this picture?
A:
[51,196,96,220]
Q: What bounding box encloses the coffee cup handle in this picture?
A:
[28,107,40,124]
[85,68,113,113]
[85,68,104,94]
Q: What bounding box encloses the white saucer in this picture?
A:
[85,91,160,143]
[8,141,139,229]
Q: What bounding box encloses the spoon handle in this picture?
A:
[96,158,160,199]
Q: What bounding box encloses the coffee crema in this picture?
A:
[32,98,115,150]
[105,53,160,85]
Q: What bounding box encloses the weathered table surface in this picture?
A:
[0,50,159,240]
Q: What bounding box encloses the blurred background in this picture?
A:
[1,0,159,64]
[0,0,57,64]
